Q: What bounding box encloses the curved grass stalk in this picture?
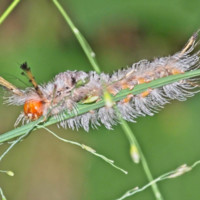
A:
[116,160,200,200]
[40,126,128,174]
[52,0,100,73]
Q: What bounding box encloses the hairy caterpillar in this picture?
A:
[0,31,200,131]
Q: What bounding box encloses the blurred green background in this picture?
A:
[0,0,200,200]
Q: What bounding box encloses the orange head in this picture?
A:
[24,100,44,120]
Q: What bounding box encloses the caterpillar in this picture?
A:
[0,31,200,132]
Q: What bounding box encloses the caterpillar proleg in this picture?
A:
[1,31,200,131]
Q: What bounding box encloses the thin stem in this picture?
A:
[0,170,14,176]
[119,119,163,200]
[117,160,200,200]
[40,126,128,174]
[0,0,21,25]
[52,1,164,199]
[52,0,100,73]
[0,118,42,162]
[0,187,6,200]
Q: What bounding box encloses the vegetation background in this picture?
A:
[0,0,200,199]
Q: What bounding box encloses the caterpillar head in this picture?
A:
[23,99,44,120]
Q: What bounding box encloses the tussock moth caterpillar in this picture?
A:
[1,31,200,131]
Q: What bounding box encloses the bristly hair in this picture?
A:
[20,62,44,98]
[2,31,200,131]
[20,62,30,71]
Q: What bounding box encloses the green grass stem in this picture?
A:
[119,119,163,200]
[52,0,100,73]
[0,0,20,25]
[117,160,200,199]
[41,126,127,174]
